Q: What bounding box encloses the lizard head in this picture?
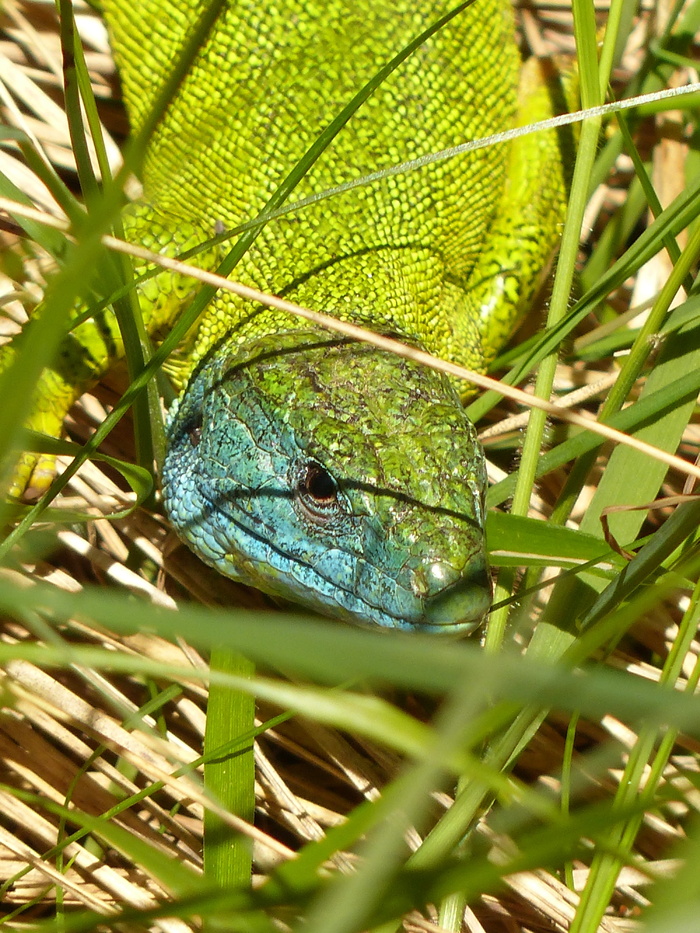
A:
[163,329,491,634]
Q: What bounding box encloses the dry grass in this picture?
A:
[0,0,699,930]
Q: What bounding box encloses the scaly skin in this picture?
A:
[164,332,490,630]
[10,0,572,631]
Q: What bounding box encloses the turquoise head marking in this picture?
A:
[163,330,491,633]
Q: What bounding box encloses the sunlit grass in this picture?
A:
[0,0,699,931]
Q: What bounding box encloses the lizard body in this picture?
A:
[8,0,572,631]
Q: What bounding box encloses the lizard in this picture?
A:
[5,0,572,633]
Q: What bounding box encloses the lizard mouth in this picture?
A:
[419,559,492,633]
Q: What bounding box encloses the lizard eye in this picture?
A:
[295,461,339,521]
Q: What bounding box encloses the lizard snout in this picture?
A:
[417,557,492,633]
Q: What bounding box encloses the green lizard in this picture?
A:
[8,0,571,632]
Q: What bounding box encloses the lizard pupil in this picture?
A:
[299,462,336,505]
